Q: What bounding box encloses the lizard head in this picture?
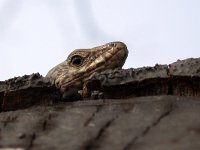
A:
[46,41,128,92]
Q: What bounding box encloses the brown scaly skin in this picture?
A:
[46,41,128,96]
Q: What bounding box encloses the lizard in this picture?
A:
[46,41,128,100]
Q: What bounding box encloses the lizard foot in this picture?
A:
[62,87,82,101]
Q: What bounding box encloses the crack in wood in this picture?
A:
[26,133,36,150]
[40,113,53,131]
[123,102,174,150]
[48,113,52,120]
[1,115,18,127]
[23,112,54,149]
[83,117,115,150]
[42,120,47,131]
[83,106,101,126]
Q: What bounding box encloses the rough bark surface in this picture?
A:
[0,96,199,150]
[0,58,199,150]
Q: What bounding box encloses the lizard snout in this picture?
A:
[109,41,127,50]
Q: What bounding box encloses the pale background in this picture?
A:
[0,0,200,81]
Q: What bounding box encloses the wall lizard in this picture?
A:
[46,41,128,100]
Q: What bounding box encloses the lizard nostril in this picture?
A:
[109,43,115,47]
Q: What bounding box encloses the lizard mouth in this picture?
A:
[88,41,128,72]
[59,42,128,92]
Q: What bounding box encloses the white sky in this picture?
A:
[0,0,200,81]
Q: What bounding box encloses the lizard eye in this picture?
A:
[70,55,83,66]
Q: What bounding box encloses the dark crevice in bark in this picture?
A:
[83,106,101,126]
[2,115,18,128]
[26,133,36,150]
[42,120,47,131]
[123,103,174,150]
[83,117,115,150]
[41,112,54,131]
